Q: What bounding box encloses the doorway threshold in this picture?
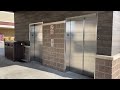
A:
[65,71,93,79]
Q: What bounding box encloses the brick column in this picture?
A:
[95,54,120,79]
[95,11,114,79]
[95,58,112,79]
[95,11,120,79]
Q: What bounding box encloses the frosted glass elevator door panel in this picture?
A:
[83,15,97,77]
[34,24,43,63]
[34,42,42,63]
[30,25,35,43]
[70,18,84,73]
[30,25,35,60]
[71,18,84,33]
[30,23,43,63]
[66,14,97,77]
[30,43,35,60]
[35,24,42,33]
[65,21,71,67]
[35,33,42,42]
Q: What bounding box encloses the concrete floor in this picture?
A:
[0,56,92,79]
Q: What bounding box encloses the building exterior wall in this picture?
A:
[15,11,117,78]
[95,55,120,79]
[97,11,113,56]
[95,58,112,79]
[15,11,113,56]
[43,23,65,71]
[112,58,120,79]
[14,11,100,72]
[15,11,97,41]
[95,11,120,79]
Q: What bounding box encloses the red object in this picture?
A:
[0,21,14,26]
[0,34,4,41]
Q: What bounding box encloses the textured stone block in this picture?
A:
[97,11,113,56]
[104,74,112,79]
[15,11,116,73]
[105,60,112,67]
[96,58,105,66]
[95,71,105,79]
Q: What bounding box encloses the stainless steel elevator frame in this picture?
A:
[65,13,98,77]
[29,22,43,63]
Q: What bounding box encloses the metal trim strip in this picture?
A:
[43,21,65,26]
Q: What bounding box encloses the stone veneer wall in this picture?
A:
[15,11,97,41]
[112,58,120,79]
[14,11,115,77]
[97,11,113,56]
[95,57,120,79]
[15,11,113,56]
[95,58,112,79]
[42,23,65,71]
[95,11,120,79]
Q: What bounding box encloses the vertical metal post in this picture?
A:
[82,18,85,73]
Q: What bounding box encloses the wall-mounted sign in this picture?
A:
[50,25,54,35]
[50,25,54,30]
[51,39,54,47]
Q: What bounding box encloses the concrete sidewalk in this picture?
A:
[0,56,91,79]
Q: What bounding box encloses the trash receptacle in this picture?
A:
[5,41,25,61]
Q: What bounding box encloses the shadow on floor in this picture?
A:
[0,56,91,79]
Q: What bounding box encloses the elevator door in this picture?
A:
[30,23,43,63]
[66,14,97,77]
[83,16,97,77]
[30,25,35,61]
[69,18,84,73]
